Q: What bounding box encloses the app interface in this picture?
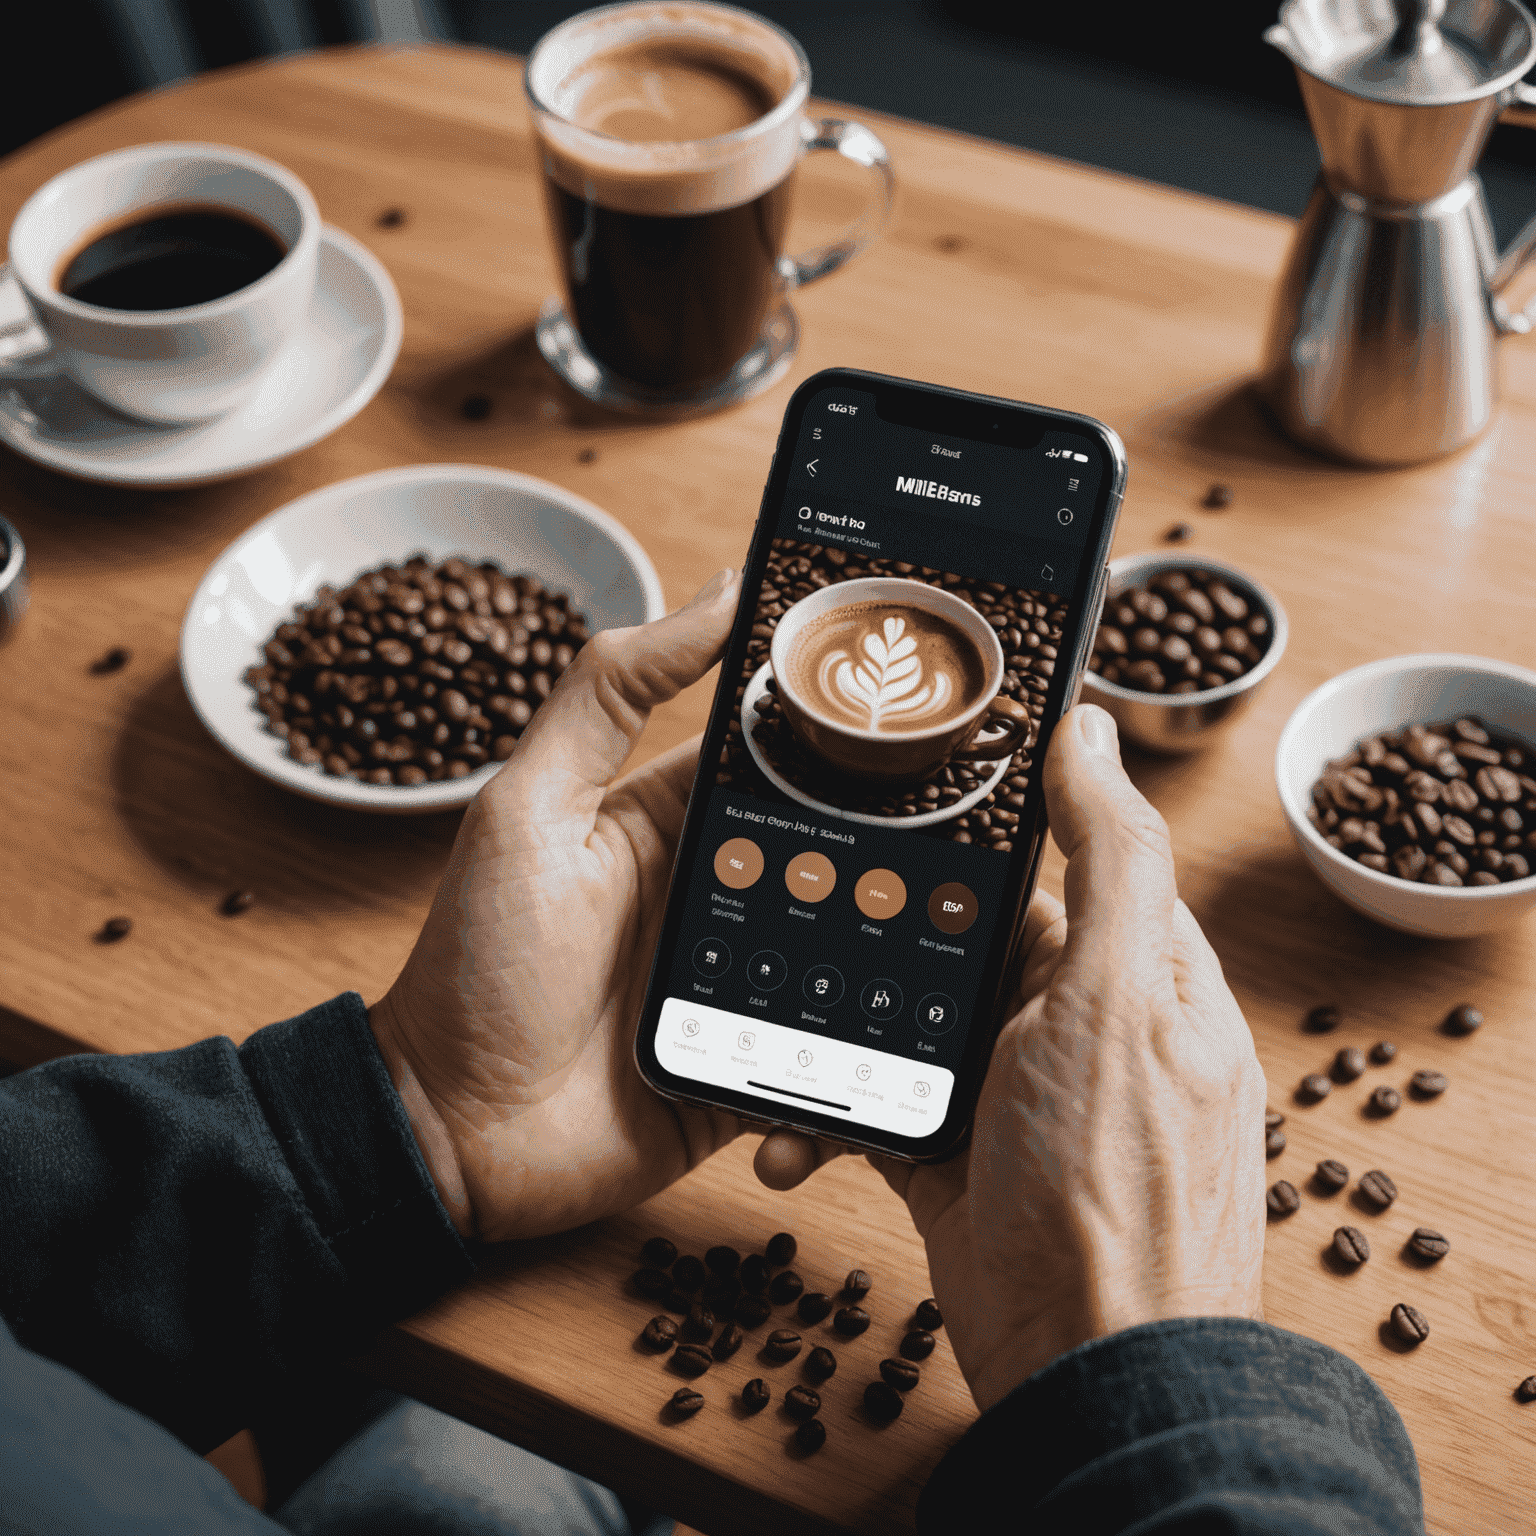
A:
[652,384,1106,1140]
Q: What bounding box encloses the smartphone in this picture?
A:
[634,368,1125,1161]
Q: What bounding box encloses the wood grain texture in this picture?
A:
[1,42,1533,1535]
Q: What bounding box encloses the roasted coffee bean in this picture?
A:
[741,1378,771,1413]
[1406,1227,1449,1261]
[1314,1159,1349,1194]
[763,1329,802,1363]
[1369,1085,1401,1116]
[736,1295,773,1328]
[915,1299,943,1331]
[880,1357,920,1391]
[797,1292,833,1324]
[1265,1110,1286,1129]
[1305,1004,1343,1033]
[712,1323,744,1361]
[641,1316,679,1351]
[672,1255,706,1292]
[1202,483,1233,509]
[1333,1226,1370,1265]
[97,916,132,943]
[671,1344,712,1377]
[738,1254,771,1293]
[901,1330,936,1360]
[702,1275,741,1311]
[220,889,256,916]
[864,1381,905,1423]
[1442,1004,1483,1035]
[833,1306,871,1336]
[1164,522,1194,542]
[632,1267,672,1298]
[768,1270,804,1305]
[1369,1041,1398,1065]
[804,1346,837,1382]
[1267,1180,1300,1217]
[377,207,406,228]
[1515,1376,1536,1404]
[1390,1303,1430,1344]
[668,1387,705,1416]
[461,394,492,421]
[661,1290,693,1315]
[683,1303,716,1341]
[765,1232,797,1266]
[705,1245,740,1276]
[1298,1073,1332,1103]
[641,1236,678,1268]
[843,1269,872,1300]
[1266,1127,1287,1158]
[795,1418,827,1452]
[1357,1170,1398,1209]
[89,646,133,674]
[1409,1069,1447,1097]
[784,1385,821,1422]
[1333,1047,1366,1082]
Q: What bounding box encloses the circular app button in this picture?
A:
[860,978,904,1021]
[802,964,845,1008]
[785,850,837,903]
[916,992,958,1035]
[746,950,787,991]
[693,938,731,978]
[856,1063,872,1082]
[854,867,907,921]
[714,837,764,890]
[928,881,979,935]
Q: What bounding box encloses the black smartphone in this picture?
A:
[634,368,1125,1161]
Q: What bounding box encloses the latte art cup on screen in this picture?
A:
[770,577,1032,782]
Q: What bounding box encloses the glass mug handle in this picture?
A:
[950,696,1034,763]
[0,264,59,378]
[778,118,895,289]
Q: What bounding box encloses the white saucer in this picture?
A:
[740,664,1012,829]
[0,226,402,487]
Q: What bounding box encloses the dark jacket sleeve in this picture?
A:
[0,991,473,1456]
[917,1316,1424,1534]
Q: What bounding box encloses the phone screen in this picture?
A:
[636,372,1122,1157]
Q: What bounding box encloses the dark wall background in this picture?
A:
[8,1,1536,239]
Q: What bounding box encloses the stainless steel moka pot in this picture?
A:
[1260,0,1536,465]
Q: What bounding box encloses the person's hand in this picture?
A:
[368,570,831,1244]
[872,703,1266,1412]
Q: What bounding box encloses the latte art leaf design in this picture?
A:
[819,615,954,731]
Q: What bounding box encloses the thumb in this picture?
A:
[1043,703,1178,984]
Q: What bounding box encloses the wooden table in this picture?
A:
[2,42,1534,1536]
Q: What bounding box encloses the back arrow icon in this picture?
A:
[805,459,818,476]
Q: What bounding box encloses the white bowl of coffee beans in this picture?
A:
[1276,654,1536,938]
[1083,552,1288,753]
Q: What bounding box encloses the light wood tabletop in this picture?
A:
[2,40,1534,1536]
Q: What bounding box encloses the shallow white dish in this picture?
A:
[181,464,667,814]
[740,663,1011,829]
[1275,653,1536,938]
[0,226,401,486]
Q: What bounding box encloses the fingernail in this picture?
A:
[688,567,737,609]
[1078,703,1119,757]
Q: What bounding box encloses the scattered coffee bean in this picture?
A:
[1515,1376,1536,1404]
[711,1322,744,1361]
[768,1270,804,1305]
[577,447,598,464]
[795,1418,827,1452]
[843,1269,872,1300]
[89,646,131,675]
[741,1377,771,1412]
[1390,1303,1429,1345]
[1164,522,1193,543]
[703,1275,741,1310]
[668,1387,705,1416]
[672,1255,706,1292]
[682,1303,716,1341]
[632,1267,671,1298]
[220,889,256,916]
[661,1290,693,1314]
[97,916,132,943]
[784,1385,821,1422]
[1305,1004,1343,1033]
[880,1358,920,1391]
[764,1329,803,1363]
[1298,1073,1332,1103]
[671,1344,712,1377]
[1357,1170,1398,1209]
[1406,1227,1449,1261]
[1409,1069,1447,1097]
[1265,1110,1285,1129]
[915,1299,943,1331]
[1333,1226,1370,1265]
[765,1232,797,1266]
[805,1346,837,1382]
[901,1330,936,1360]
[797,1292,833,1324]
[1442,1004,1484,1035]
[1314,1159,1349,1193]
[738,1254,770,1293]
[461,394,492,420]
[376,207,406,228]
[1333,1047,1366,1082]
[1369,1085,1401,1116]
[1266,1127,1287,1158]
[864,1381,905,1423]
[641,1316,679,1351]
[1369,1041,1398,1064]
[705,1245,740,1276]
[833,1306,871,1337]
[1202,482,1233,509]
[736,1295,772,1328]
[1267,1179,1300,1217]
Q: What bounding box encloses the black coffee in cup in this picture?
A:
[57,204,286,311]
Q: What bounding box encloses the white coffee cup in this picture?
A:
[0,142,320,423]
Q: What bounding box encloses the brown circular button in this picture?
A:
[927,881,978,934]
[714,837,764,890]
[854,868,907,921]
[785,850,837,903]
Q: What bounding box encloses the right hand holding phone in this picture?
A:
[871,704,1266,1412]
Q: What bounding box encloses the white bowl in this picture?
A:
[1275,654,1536,937]
[181,464,667,813]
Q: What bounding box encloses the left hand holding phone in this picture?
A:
[368,570,841,1244]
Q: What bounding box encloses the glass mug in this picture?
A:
[526,1,894,414]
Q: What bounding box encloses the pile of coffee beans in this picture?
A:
[627,1227,946,1452]
[719,539,1065,848]
[1308,719,1536,885]
[244,555,588,786]
[1088,566,1271,695]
